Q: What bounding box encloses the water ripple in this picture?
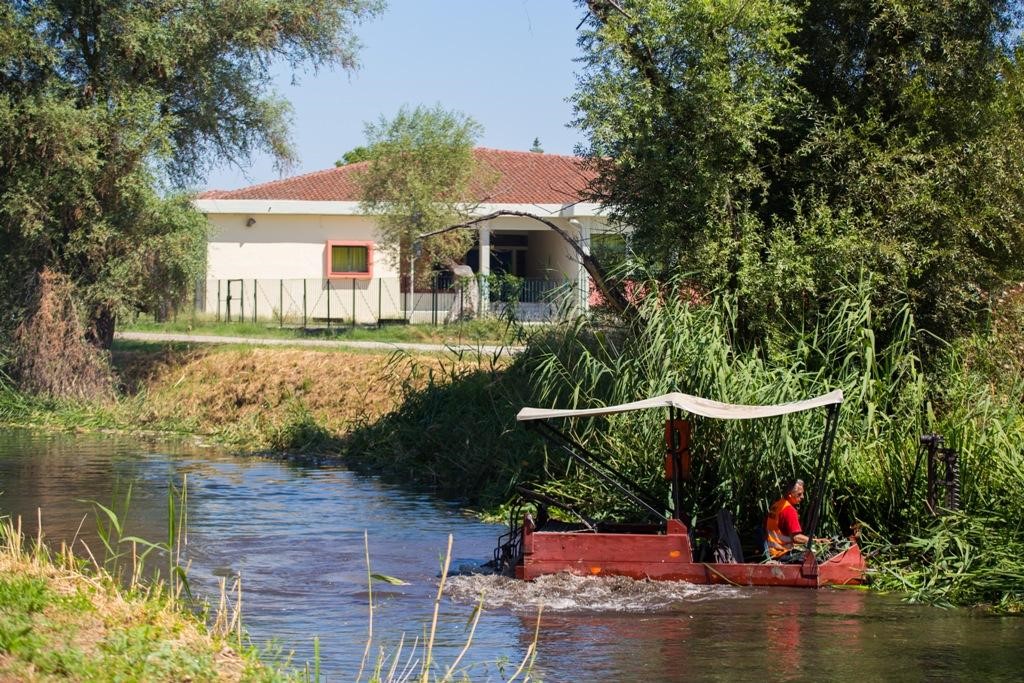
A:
[446,572,745,613]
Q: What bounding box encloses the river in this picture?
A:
[1,429,1021,681]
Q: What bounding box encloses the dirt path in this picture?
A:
[115,330,522,356]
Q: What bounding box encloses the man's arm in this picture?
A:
[782,508,828,545]
[779,506,809,545]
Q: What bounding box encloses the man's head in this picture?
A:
[784,478,805,506]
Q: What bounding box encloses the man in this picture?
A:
[765,478,813,563]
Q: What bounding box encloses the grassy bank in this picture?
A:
[0,515,538,682]
[0,335,531,506]
[0,341,505,455]
[0,518,288,682]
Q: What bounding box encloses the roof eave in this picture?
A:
[194,199,606,218]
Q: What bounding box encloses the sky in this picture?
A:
[204,0,590,192]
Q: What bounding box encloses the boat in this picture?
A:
[491,389,867,587]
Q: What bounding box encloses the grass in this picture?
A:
[0,342,506,455]
[121,314,528,347]
[339,348,537,506]
[0,516,286,682]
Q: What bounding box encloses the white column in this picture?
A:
[573,218,591,313]
[407,251,414,322]
[478,223,491,316]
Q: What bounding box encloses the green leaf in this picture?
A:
[369,573,409,586]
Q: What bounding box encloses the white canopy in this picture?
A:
[516,389,843,422]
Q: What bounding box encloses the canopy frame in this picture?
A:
[516,389,843,423]
[802,402,841,545]
[529,421,669,524]
[519,389,844,542]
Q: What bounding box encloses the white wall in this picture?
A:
[526,230,575,280]
[205,213,399,280]
[204,210,614,283]
[199,207,617,322]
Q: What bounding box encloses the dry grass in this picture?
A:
[108,345,495,449]
[11,269,114,401]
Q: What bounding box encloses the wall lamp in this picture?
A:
[245,217,256,227]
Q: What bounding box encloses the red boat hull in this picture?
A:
[515,519,866,587]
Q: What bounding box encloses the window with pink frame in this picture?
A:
[325,241,373,279]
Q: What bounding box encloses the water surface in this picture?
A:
[1,429,1021,681]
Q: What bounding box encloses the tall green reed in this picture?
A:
[516,274,1024,606]
[81,475,192,601]
[351,531,539,683]
[520,275,1024,560]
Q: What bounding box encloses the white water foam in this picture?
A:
[445,572,747,613]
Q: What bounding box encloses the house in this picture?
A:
[194,148,618,324]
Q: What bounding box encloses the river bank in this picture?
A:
[1,341,494,453]
[0,339,526,509]
[0,517,289,682]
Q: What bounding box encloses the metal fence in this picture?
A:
[196,275,578,326]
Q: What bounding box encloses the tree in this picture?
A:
[356,104,491,281]
[336,145,373,165]
[357,104,632,317]
[573,0,1024,344]
[772,0,1024,340]
[0,0,381,391]
[530,137,544,153]
[574,0,803,270]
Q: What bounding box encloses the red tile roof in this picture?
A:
[198,148,596,204]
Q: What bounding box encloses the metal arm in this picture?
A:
[533,421,668,524]
[803,403,840,543]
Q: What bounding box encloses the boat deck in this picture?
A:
[516,518,866,587]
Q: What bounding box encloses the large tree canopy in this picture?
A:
[574,0,1024,344]
[0,0,381,366]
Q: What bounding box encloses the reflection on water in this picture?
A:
[452,574,1024,681]
[1,428,1023,682]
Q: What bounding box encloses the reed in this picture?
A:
[513,275,1024,608]
[353,531,540,683]
[862,512,1024,610]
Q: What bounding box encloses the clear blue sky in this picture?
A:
[204,0,589,191]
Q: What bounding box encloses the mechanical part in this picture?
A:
[919,433,960,515]
[492,500,524,575]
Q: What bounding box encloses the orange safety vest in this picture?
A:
[765,498,796,558]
